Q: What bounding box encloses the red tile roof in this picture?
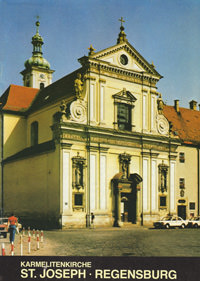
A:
[0,84,38,112]
[163,105,200,145]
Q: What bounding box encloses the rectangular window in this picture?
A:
[179,152,185,163]
[189,202,195,210]
[179,178,185,189]
[117,103,131,131]
[74,194,83,206]
[160,196,167,208]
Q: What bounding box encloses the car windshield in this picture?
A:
[193,217,200,221]
[161,217,171,221]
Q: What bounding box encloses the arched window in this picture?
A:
[31,121,38,146]
[40,83,45,89]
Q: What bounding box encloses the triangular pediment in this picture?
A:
[113,89,137,105]
[90,41,161,77]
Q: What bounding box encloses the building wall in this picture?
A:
[27,103,61,146]
[176,145,198,218]
[84,74,158,134]
[3,114,27,158]
[3,147,60,228]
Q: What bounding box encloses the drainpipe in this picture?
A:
[141,72,144,226]
[1,111,4,216]
[86,65,91,228]
[198,148,200,216]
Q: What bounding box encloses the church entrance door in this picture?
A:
[121,192,136,223]
[178,205,186,220]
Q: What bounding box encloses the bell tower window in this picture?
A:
[40,83,45,89]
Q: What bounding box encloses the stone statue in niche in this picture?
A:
[122,162,128,179]
[158,162,168,193]
[119,153,131,179]
[74,73,83,100]
[75,165,82,187]
[72,153,86,190]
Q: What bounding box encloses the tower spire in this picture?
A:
[117,17,127,44]
[21,19,54,89]
[32,19,44,56]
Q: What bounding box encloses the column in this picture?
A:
[100,83,105,123]
[169,160,176,213]
[143,158,149,212]
[100,155,107,210]
[90,83,95,122]
[151,159,157,211]
[90,154,96,211]
[62,151,70,212]
[143,93,148,130]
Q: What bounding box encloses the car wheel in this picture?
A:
[194,224,198,228]
[181,224,185,229]
[165,224,170,229]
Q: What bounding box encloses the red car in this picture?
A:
[0,218,8,238]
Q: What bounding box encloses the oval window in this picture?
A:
[120,54,128,65]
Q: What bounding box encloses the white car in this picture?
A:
[187,217,200,228]
[153,216,187,229]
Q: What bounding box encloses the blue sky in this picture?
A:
[0,0,200,108]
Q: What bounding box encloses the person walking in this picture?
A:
[8,213,18,243]
[91,213,95,228]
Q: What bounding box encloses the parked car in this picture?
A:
[0,217,22,238]
[187,216,200,228]
[0,218,8,238]
[153,215,187,229]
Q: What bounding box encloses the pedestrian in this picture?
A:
[140,213,143,226]
[91,212,95,228]
[8,213,18,243]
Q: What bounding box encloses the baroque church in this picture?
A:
[0,19,200,228]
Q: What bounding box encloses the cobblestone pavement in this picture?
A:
[1,226,200,256]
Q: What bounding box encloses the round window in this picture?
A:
[120,54,128,65]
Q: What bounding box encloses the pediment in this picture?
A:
[90,41,161,77]
[113,88,137,105]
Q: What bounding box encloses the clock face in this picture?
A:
[157,115,169,135]
[40,74,45,79]
[120,54,128,65]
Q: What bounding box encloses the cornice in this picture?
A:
[51,122,181,152]
[87,61,159,87]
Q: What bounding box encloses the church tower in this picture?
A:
[21,20,54,89]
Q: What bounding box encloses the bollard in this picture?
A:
[28,234,31,254]
[41,230,44,243]
[36,233,40,250]
[32,229,35,239]
[20,235,23,256]
[22,227,25,236]
[28,227,31,237]
[11,242,14,256]
[1,243,6,256]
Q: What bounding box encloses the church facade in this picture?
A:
[0,19,199,228]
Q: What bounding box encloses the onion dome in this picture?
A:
[24,20,50,69]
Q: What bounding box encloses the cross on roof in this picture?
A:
[119,17,125,27]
